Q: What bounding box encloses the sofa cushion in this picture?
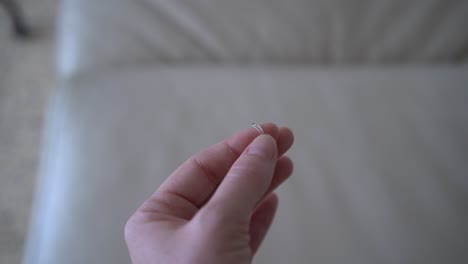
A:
[59,0,468,78]
[24,66,468,264]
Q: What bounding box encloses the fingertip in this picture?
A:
[278,155,294,176]
[282,126,294,143]
[247,134,278,160]
[265,156,293,195]
[277,127,294,156]
[255,192,279,211]
[226,123,279,156]
[266,192,279,207]
[258,123,280,140]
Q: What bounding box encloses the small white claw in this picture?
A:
[251,123,265,135]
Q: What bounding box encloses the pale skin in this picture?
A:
[125,123,295,264]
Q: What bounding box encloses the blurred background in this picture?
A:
[1,0,57,262]
[1,0,467,263]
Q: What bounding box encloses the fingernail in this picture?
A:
[247,135,277,159]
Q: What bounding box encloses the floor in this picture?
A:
[0,0,58,262]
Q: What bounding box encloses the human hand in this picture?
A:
[125,123,294,264]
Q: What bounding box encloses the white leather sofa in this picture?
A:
[24,0,468,263]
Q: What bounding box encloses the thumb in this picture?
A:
[204,134,278,219]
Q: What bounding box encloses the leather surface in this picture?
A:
[58,0,468,78]
[24,66,468,264]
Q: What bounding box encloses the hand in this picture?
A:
[125,123,294,264]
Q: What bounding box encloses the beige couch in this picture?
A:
[24,0,468,263]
